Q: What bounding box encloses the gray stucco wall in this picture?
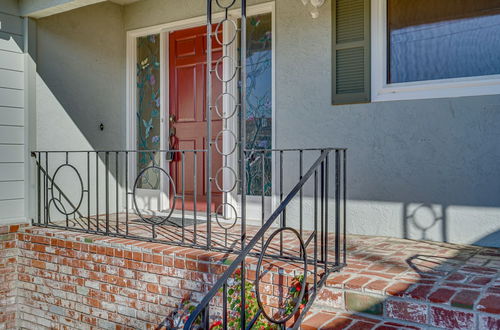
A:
[36,1,125,151]
[34,1,125,218]
[32,0,500,247]
[273,0,500,247]
[123,0,500,247]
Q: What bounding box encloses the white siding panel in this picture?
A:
[0,125,24,143]
[0,107,23,126]
[0,1,20,16]
[0,10,25,223]
[0,163,24,181]
[0,181,24,200]
[0,12,23,35]
[0,145,24,162]
[0,68,23,89]
[0,87,24,107]
[0,198,24,220]
[0,31,23,53]
[0,50,23,71]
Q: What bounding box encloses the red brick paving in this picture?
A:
[364,279,389,293]
[407,285,433,300]
[310,234,500,329]
[480,315,500,329]
[430,306,475,329]
[385,282,411,296]
[301,311,337,329]
[322,316,353,329]
[428,288,455,304]
[2,220,499,329]
[344,276,371,290]
[451,289,480,310]
[477,294,500,314]
[301,310,421,329]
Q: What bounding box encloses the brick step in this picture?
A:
[301,308,422,329]
[305,274,500,329]
[296,235,500,329]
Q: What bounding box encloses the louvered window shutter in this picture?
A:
[332,0,371,105]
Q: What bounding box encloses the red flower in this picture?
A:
[235,269,241,275]
[295,283,302,291]
[210,321,222,329]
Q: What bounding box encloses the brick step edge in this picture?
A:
[312,287,500,329]
[306,306,428,330]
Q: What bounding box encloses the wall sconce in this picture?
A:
[301,0,325,19]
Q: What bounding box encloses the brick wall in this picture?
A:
[13,227,301,329]
[0,224,27,330]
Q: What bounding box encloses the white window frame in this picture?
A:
[371,0,500,102]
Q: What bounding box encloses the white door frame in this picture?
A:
[126,2,276,219]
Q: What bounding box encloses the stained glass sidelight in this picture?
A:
[243,14,273,196]
[136,34,161,189]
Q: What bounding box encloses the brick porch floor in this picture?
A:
[6,219,500,329]
[303,235,500,329]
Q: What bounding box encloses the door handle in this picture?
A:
[169,127,176,137]
[167,114,176,161]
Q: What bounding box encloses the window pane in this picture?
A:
[136,34,161,189]
[244,14,273,196]
[388,0,500,83]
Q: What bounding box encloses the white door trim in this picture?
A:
[126,2,276,217]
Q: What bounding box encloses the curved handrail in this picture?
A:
[183,149,332,329]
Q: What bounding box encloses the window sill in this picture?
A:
[372,75,500,103]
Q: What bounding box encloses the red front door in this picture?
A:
[169,25,223,213]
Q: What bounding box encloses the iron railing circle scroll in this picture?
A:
[132,165,177,225]
[209,0,244,239]
[215,202,238,230]
[215,0,237,9]
[214,93,239,120]
[215,55,238,83]
[215,18,238,46]
[47,197,68,221]
[215,166,238,193]
[50,164,85,216]
[215,129,238,156]
[255,227,308,324]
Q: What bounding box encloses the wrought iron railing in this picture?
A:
[31,147,347,328]
[31,149,221,249]
[31,1,347,327]
[30,148,346,252]
[183,148,347,329]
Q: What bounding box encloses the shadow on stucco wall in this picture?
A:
[35,1,126,153]
[403,204,448,243]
